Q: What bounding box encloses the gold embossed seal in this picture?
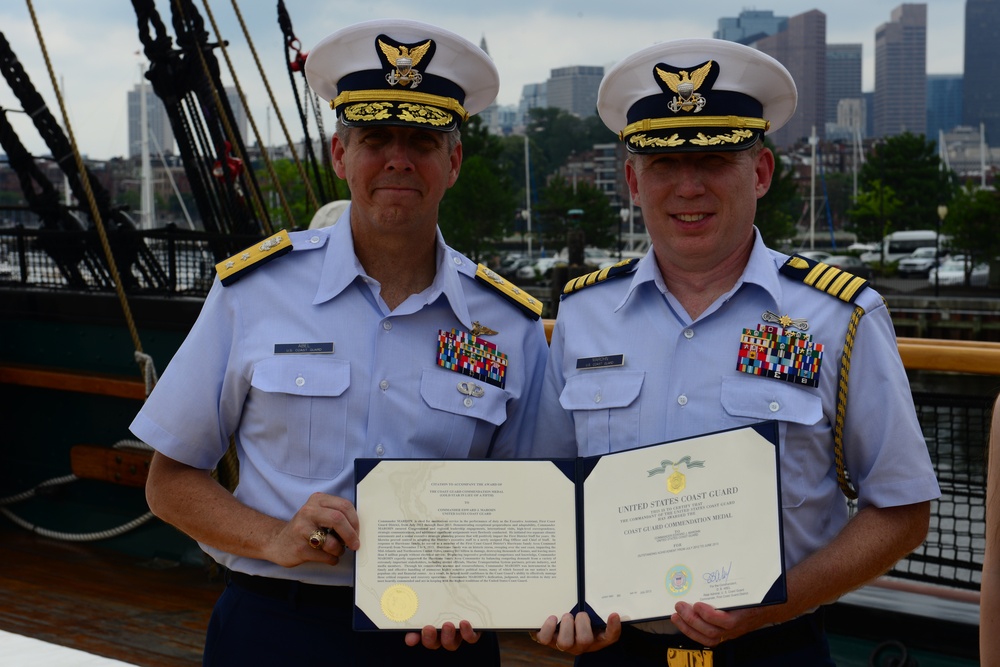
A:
[380,584,419,622]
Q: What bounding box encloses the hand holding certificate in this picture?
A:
[353,422,785,631]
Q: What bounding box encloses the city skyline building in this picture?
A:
[926,74,963,143]
[874,3,927,138]
[714,9,788,44]
[826,44,862,125]
[517,81,547,129]
[962,0,1000,144]
[753,9,827,148]
[545,65,603,118]
[127,82,174,159]
[224,87,248,145]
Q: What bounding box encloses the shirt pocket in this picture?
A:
[250,356,351,478]
[720,374,824,509]
[419,370,510,457]
[559,371,645,456]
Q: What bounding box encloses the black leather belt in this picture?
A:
[618,609,826,664]
[227,570,353,608]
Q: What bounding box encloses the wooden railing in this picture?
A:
[2,328,1000,400]
[544,320,1000,375]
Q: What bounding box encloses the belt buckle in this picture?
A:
[666,647,713,667]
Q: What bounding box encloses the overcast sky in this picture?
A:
[0,0,966,158]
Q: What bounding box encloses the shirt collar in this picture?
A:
[312,206,473,327]
[614,228,781,312]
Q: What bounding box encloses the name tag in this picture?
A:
[274,342,334,355]
[576,354,624,370]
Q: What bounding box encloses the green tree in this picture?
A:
[848,179,903,255]
[942,186,1000,270]
[534,175,617,251]
[525,108,616,182]
[858,132,955,232]
[257,158,346,230]
[756,146,800,247]
[438,117,519,261]
[438,154,517,262]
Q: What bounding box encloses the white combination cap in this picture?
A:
[305,18,499,132]
[598,38,797,153]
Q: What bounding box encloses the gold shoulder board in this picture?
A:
[563,258,640,297]
[474,264,543,320]
[779,255,870,304]
[216,230,293,286]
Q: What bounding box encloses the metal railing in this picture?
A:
[2,225,995,595]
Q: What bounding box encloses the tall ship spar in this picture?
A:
[0,2,993,665]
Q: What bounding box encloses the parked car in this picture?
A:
[516,256,567,281]
[896,246,944,278]
[928,259,990,286]
[794,250,832,262]
[847,242,879,254]
[498,255,533,277]
[824,254,874,280]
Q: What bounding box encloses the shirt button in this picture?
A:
[295,376,305,387]
[382,321,393,331]
[379,379,389,391]
[769,401,780,412]
[310,235,320,244]
[452,256,463,266]
[376,444,385,457]
[677,395,688,406]
[463,397,474,408]
[594,392,602,404]
[683,328,695,339]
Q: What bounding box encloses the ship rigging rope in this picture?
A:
[24,0,154,387]
[278,0,337,204]
[0,440,156,542]
[198,0,302,227]
[223,0,321,215]
[171,0,272,236]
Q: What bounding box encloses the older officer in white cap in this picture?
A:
[531,38,939,665]
[134,18,548,667]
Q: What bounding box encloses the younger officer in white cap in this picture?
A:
[531,38,939,665]
[133,19,548,666]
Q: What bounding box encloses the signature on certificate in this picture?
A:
[702,561,732,584]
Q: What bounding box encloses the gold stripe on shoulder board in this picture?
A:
[563,258,640,296]
[779,255,869,304]
[216,230,293,286]
[475,264,543,320]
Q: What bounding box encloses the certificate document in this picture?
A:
[353,422,784,631]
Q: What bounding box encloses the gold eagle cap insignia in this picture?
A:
[657,60,713,113]
[377,39,432,67]
[378,39,433,88]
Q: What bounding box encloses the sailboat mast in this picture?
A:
[139,64,154,230]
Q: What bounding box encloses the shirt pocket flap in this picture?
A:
[251,356,351,397]
[560,371,645,411]
[420,370,509,426]
[720,374,823,425]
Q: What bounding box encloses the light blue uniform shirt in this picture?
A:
[535,230,941,574]
[131,208,549,585]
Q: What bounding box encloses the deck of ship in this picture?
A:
[0,521,981,666]
[0,524,573,666]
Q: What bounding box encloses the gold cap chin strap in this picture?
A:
[620,114,769,141]
[332,89,469,121]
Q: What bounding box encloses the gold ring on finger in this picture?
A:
[308,528,327,549]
